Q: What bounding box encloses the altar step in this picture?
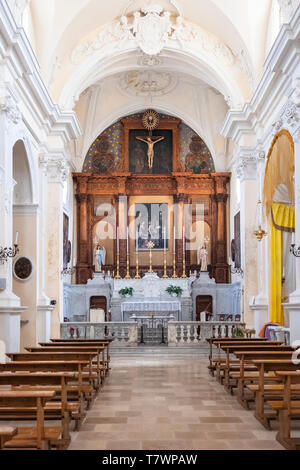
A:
[110,346,209,355]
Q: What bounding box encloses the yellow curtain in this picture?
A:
[270,203,295,324]
[263,131,295,219]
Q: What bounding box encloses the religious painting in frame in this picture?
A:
[135,203,169,250]
[129,129,173,175]
[63,213,71,269]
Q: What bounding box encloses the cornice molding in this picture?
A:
[221,4,300,144]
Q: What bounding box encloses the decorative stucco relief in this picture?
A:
[118,70,177,97]
[0,83,21,124]
[69,5,253,89]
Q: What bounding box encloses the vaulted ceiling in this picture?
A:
[11,0,283,169]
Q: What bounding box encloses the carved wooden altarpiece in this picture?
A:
[74,117,230,284]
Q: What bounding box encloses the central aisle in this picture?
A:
[69,351,282,451]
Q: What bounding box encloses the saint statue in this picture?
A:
[94,244,106,272]
[197,246,208,272]
[136,134,165,169]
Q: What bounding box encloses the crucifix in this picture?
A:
[136,132,165,170]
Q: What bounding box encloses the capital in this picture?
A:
[235,149,259,182]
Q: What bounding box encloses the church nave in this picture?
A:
[68,352,284,451]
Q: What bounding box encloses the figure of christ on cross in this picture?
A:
[136,133,165,169]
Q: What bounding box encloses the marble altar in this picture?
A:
[63,271,242,322]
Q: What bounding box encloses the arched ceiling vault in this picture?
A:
[28,0,273,109]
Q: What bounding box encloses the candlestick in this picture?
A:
[172,252,177,278]
[147,241,155,274]
[15,232,19,245]
[173,226,176,252]
[163,227,166,252]
[126,227,129,252]
[163,250,168,278]
[115,252,121,279]
[182,253,187,279]
[125,252,130,279]
[117,227,119,253]
[135,251,140,279]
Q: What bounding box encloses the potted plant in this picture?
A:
[119,287,134,298]
[166,285,183,298]
[232,326,245,338]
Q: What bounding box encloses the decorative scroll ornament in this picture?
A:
[39,156,69,183]
[0,84,21,124]
[7,0,30,26]
[278,0,299,24]
[272,81,300,136]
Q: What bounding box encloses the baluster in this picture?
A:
[194,324,199,344]
[212,325,216,339]
[228,325,233,338]
[180,325,185,344]
[186,325,191,344]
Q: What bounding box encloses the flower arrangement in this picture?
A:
[166,285,183,297]
[119,287,134,297]
[70,327,74,338]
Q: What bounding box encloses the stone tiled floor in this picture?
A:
[68,352,286,450]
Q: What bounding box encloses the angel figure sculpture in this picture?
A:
[136,135,165,169]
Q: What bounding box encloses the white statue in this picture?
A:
[94,245,106,272]
[198,246,208,272]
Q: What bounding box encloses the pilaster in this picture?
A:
[235,148,261,328]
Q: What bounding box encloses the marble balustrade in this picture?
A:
[168,321,245,346]
[61,320,245,346]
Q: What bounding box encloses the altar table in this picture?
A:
[121,300,181,321]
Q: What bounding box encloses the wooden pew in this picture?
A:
[0,427,18,450]
[213,342,284,383]
[25,346,107,382]
[0,390,57,450]
[218,344,292,389]
[43,340,112,370]
[32,345,108,376]
[0,372,77,444]
[6,352,100,392]
[209,340,281,378]
[247,360,300,429]
[267,371,300,450]
[49,338,114,362]
[231,351,295,408]
[0,361,90,424]
[206,337,270,376]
